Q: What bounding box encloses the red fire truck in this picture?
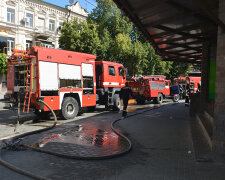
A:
[172,76,201,101]
[174,76,201,93]
[186,76,201,93]
[6,46,126,119]
[129,76,170,104]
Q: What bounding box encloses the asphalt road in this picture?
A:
[2,99,224,180]
[0,99,173,140]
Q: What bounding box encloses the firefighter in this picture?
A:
[197,83,201,93]
[185,84,190,106]
[120,82,133,118]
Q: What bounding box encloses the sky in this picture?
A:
[42,0,97,13]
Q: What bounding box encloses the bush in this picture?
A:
[0,53,8,73]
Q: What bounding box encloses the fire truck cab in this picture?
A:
[6,46,126,119]
[95,60,126,110]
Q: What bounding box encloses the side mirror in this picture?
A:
[125,68,128,75]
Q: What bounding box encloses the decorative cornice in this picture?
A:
[6,0,17,6]
[25,6,35,11]
[38,9,46,15]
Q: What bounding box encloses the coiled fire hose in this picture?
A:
[0,99,57,180]
[0,99,160,180]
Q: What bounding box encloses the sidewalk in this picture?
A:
[0,102,224,180]
[0,101,6,110]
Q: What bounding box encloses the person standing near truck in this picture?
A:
[120,82,133,118]
[185,84,190,106]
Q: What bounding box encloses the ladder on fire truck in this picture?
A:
[23,62,34,113]
[108,89,114,106]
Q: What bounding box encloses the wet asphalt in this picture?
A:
[0,100,225,180]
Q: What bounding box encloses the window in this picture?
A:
[49,19,55,32]
[108,66,115,76]
[7,8,15,23]
[83,77,94,94]
[45,44,53,48]
[119,67,124,77]
[159,83,165,90]
[58,22,63,34]
[0,37,7,53]
[7,38,14,52]
[44,44,54,48]
[26,13,33,27]
[26,40,32,49]
[60,80,81,89]
[150,82,158,90]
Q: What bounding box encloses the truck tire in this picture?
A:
[113,94,121,111]
[173,94,180,102]
[154,93,163,104]
[61,97,79,120]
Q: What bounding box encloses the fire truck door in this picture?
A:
[82,63,96,107]
[118,66,125,87]
[165,81,170,95]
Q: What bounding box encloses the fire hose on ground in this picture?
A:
[0,99,160,180]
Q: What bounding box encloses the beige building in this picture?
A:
[0,0,88,98]
[0,0,88,52]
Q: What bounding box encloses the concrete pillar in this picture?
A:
[200,42,210,113]
[213,0,225,156]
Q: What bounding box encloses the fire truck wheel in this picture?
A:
[173,94,180,102]
[61,97,79,120]
[155,93,163,104]
[113,94,121,111]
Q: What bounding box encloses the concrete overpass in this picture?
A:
[113,0,225,160]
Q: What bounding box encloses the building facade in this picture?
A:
[0,0,88,53]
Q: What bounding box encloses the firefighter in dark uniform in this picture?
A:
[185,84,190,106]
[120,82,133,118]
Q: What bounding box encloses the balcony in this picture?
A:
[35,26,54,39]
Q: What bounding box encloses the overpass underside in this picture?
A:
[113,0,225,160]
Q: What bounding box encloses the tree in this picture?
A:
[0,53,8,73]
[59,0,190,78]
[166,62,191,80]
[89,0,133,38]
[59,18,100,56]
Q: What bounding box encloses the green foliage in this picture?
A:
[0,53,8,73]
[89,0,133,37]
[59,18,100,55]
[59,0,190,78]
[166,62,191,80]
